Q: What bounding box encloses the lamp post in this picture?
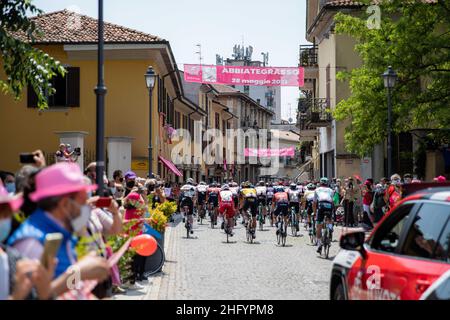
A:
[382,66,397,178]
[145,66,156,178]
[94,0,107,195]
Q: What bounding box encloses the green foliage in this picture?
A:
[1,0,66,109]
[333,0,450,156]
[156,201,177,218]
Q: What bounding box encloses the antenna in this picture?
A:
[195,44,203,66]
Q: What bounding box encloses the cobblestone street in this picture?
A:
[150,214,342,300]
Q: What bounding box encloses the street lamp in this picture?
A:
[382,66,397,178]
[94,0,107,196]
[145,66,156,178]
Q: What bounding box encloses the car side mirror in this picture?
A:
[340,231,367,259]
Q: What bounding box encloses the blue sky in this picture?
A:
[34,0,308,121]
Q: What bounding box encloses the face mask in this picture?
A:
[126,181,135,188]
[5,183,15,194]
[87,191,93,198]
[0,217,12,243]
[70,204,91,233]
[110,187,117,195]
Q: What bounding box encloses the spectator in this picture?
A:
[386,173,402,210]
[371,183,387,224]
[123,190,146,289]
[1,179,57,300]
[84,162,97,186]
[7,162,111,299]
[0,171,16,195]
[124,171,137,197]
[403,173,412,184]
[361,180,374,231]
[164,182,173,201]
[343,177,356,227]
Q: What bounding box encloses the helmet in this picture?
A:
[221,184,230,190]
[199,181,206,185]
[307,183,316,190]
[258,180,265,186]
[290,183,296,189]
[187,178,194,185]
[243,181,251,188]
[274,186,285,193]
[320,177,328,185]
[268,182,273,187]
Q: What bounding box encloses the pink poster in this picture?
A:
[244,147,295,157]
[184,64,304,87]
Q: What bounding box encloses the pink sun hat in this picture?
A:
[0,180,23,211]
[29,162,98,202]
[434,175,447,183]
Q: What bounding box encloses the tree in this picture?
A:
[333,0,450,156]
[0,0,65,109]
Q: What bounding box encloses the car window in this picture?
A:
[401,203,450,261]
[435,221,450,263]
[372,203,414,253]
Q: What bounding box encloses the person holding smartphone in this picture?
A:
[0,180,56,300]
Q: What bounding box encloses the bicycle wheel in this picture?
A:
[143,243,165,276]
[186,222,190,238]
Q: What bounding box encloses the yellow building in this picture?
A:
[0,10,189,180]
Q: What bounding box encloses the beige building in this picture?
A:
[199,84,274,184]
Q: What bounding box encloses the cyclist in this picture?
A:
[219,184,235,236]
[272,185,289,236]
[196,181,208,222]
[255,180,267,219]
[180,178,196,234]
[266,182,274,223]
[206,182,220,225]
[287,183,301,232]
[313,177,335,255]
[239,181,258,238]
[229,181,240,211]
[302,183,316,230]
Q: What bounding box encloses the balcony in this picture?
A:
[299,45,318,92]
[297,98,332,129]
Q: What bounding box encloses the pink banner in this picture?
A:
[244,147,295,157]
[184,64,304,87]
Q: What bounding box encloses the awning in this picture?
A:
[158,155,183,177]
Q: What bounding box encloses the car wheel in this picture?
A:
[333,283,346,300]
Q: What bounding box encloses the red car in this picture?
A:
[330,184,450,300]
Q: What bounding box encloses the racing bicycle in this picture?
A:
[184,205,193,238]
[289,205,299,237]
[258,202,265,231]
[246,209,256,243]
[276,214,287,246]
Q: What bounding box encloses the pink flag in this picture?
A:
[244,147,295,157]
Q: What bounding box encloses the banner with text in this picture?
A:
[184,64,304,87]
[244,147,295,157]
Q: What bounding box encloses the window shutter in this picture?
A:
[27,85,38,108]
[66,67,80,107]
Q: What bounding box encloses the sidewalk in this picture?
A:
[112,213,179,300]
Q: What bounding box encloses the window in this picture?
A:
[27,67,80,108]
[215,113,220,129]
[401,203,450,261]
[436,220,450,263]
[222,120,226,136]
[326,64,330,108]
[371,203,415,253]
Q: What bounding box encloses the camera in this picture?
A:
[74,147,81,156]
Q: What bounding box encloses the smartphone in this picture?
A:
[96,197,112,208]
[19,153,36,164]
[40,233,63,269]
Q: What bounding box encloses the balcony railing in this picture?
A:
[299,45,318,67]
[297,98,332,129]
